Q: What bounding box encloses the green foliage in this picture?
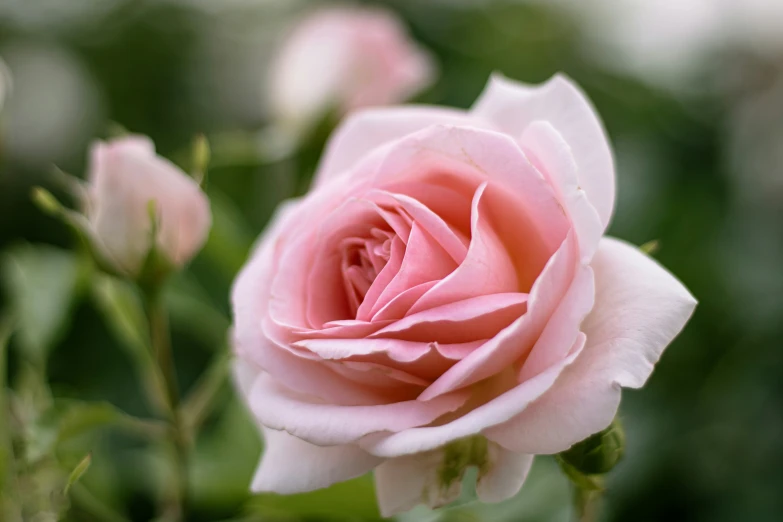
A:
[1,245,85,363]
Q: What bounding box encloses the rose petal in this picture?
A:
[374,451,462,517]
[371,280,437,322]
[407,183,519,314]
[375,190,469,263]
[472,73,615,228]
[517,263,594,382]
[359,333,585,458]
[251,427,383,494]
[484,237,696,454]
[356,236,406,320]
[249,373,470,446]
[371,292,528,344]
[521,121,603,263]
[371,222,458,316]
[314,106,480,187]
[476,446,534,503]
[234,203,407,406]
[418,232,578,401]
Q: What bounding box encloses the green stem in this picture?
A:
[143,288,188,522]
[573,483,602,522]
[70,482,131,522]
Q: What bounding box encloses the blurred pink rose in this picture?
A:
[233,74,696,516]
[269,6,434,133]
[87,135,211,276]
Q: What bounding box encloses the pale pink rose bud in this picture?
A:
[232,73,696,516]
[86,135,211,277]
[269,6,434,133]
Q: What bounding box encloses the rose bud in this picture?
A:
[268,6,434,134]
[86,135,211,279]
[232,73,696,516]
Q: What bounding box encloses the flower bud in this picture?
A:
[559,418,625,476]
[269,6,434,134]
[85,135,211,279]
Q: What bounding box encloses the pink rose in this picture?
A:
[232,74,696,516]
[269,6,434,133]
[87,135,211,277]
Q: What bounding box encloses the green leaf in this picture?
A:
[26,400,166,463]
[64,453,92,495]
[1,244,84,362]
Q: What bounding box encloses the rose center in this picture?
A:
[340,227,394,316]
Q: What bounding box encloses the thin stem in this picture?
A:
[573,485,601,522]
[70,482,131,522]
[143,288,188,522]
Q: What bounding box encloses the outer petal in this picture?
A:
[313,106,479,187]
[484,237,696,454]
[373,442,533,517]
[249,373,469,447]
[476,447,534,503]
[251,427,382,494]
[520,121,603,263]
[233,357,383,496]
[472,73,615,228]
[360,333,585,458]
[374,451,462,517]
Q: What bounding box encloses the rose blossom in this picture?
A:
[233,73,696,516]
[86,135,211,277]
[268,6,434,133]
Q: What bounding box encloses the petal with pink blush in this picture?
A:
[359,334,585,458]
[371,280,437,322]
[521,121,603,263]
[314,106,481,187]
[371,223,457,316]
[417,232,577,401]
[249,373,470,446]
[372,125,569,261]
[517,263,594,382]
[408,183,518,315]
[356,236,406,320]
[327,359,431,392]
[374,190,468,263]
[234,204,410,406]
[484,237,696,454]
[293,319,392,340]
[346,340,485,382]
[472,73,615,228]
[251,427,383,494]
[371,292,527,344]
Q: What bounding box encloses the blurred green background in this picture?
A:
[1,0,782,521]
